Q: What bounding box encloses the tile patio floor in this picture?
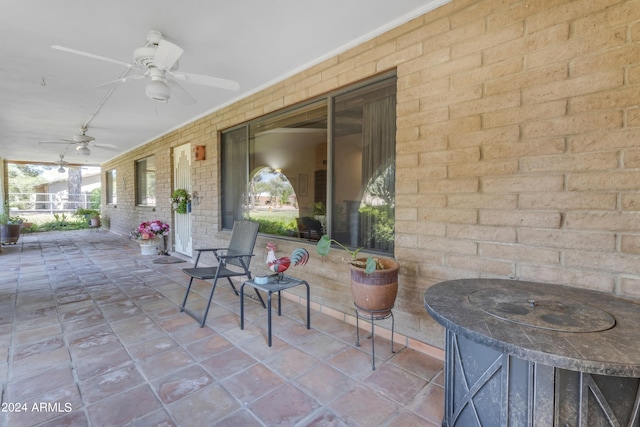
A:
[0,230,444,427]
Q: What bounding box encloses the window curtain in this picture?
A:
[360,93,396,251]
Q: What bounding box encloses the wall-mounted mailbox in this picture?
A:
[194,145,205,160]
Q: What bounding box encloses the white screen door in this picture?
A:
[173,143,192,256]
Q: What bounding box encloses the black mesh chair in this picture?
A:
[180,220,265,327]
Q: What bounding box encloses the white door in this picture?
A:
[173,143,192,256]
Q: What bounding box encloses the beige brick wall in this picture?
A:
[102,0,640,348]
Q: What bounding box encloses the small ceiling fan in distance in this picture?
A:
[54,154,69,173]
[52,30,240,104]
[38,127,117,156]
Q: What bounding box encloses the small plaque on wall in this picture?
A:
[194,145,205,160]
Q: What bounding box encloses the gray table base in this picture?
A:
[240,274,310,347]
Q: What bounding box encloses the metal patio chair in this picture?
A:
[180,220,265,327]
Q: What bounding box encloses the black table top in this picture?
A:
[244,274,308,293]
[424,278,640,377]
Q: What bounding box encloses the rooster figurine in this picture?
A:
[266,242,309,282]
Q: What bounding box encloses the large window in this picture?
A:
[106,169,117,205]
[136,156,156,206]
[221,75,396,254]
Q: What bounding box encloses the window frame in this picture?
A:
[221,72,397,254]
[105,169,116,205]
[135,156,156,207]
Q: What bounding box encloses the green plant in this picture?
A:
[316,235,382,274]
[74,208,100,223]
[0,203,22,225]
[311,201,326,216]
[171,189,191,214]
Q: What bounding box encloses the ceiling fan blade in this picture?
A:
[154,40,183,71]
[38,140,72,145]
[169,71,240,91]
[52,45,137,69]
[96,74,146,89]
[166,80,196,105]
[93,143,119,151]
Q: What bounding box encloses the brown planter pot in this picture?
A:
[350,257,399,318]
[1,224,21,244]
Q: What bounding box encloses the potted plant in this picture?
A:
[316,235,399,317]
[130,220,170,255]
[171,189,191,214]
[0,204,23,245]
[75,208,100,226]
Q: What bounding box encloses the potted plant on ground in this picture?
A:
[75,208,101,227]
[316,235,399,317]
[0,204,23,245]
[130,220,170,255]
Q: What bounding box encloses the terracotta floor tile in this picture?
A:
[12,323,62,346]
[7,365,75,401]
[221,363,286,404]
[249,383,320,426]
[137,347,194,380]
[294,363,355,404]
[79,364,145,404]
[185,333,234,361]
[301,333,350,361]
[168,383,240,427]
[153,364,213,404]
[364,363,428,405]
[73,346,133,381]
[327,347,377,381]
[35,411,90,427]
[329,384,400,426]
[389,347,444,381]
[200,347,257,380]
[406,382,445,424]
[127,335,178,360]
[214,409,263,427]
[6,384,83,427]
[301,409,350,427]
[262,346,319,379]
[168,323,215,345]
[386,411,440,427]
[87,384,163,426]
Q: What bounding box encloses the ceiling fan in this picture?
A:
[52,30,240,104]
[39,127,117,156]
[54,154,69,173]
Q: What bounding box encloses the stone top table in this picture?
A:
[424,278,640,426]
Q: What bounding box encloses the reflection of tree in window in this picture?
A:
[247,167,298,236]
[360,160,394,251]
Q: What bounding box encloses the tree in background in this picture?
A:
[66,167,82,210]
[8,164,46,209]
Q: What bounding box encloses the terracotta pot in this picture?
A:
[350,257,399,318]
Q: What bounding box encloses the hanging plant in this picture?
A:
[171,189,191,214]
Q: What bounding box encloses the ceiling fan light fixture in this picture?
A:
[145,80,170,102]
[77,145,91,156]
[58,166,65,173]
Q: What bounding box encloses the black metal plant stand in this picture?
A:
[354,304,395,370]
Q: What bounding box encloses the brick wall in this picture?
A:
[102,0,640,348]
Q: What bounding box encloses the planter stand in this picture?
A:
[355,304,395,370]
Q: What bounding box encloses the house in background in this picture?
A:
[31,172,101,211]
